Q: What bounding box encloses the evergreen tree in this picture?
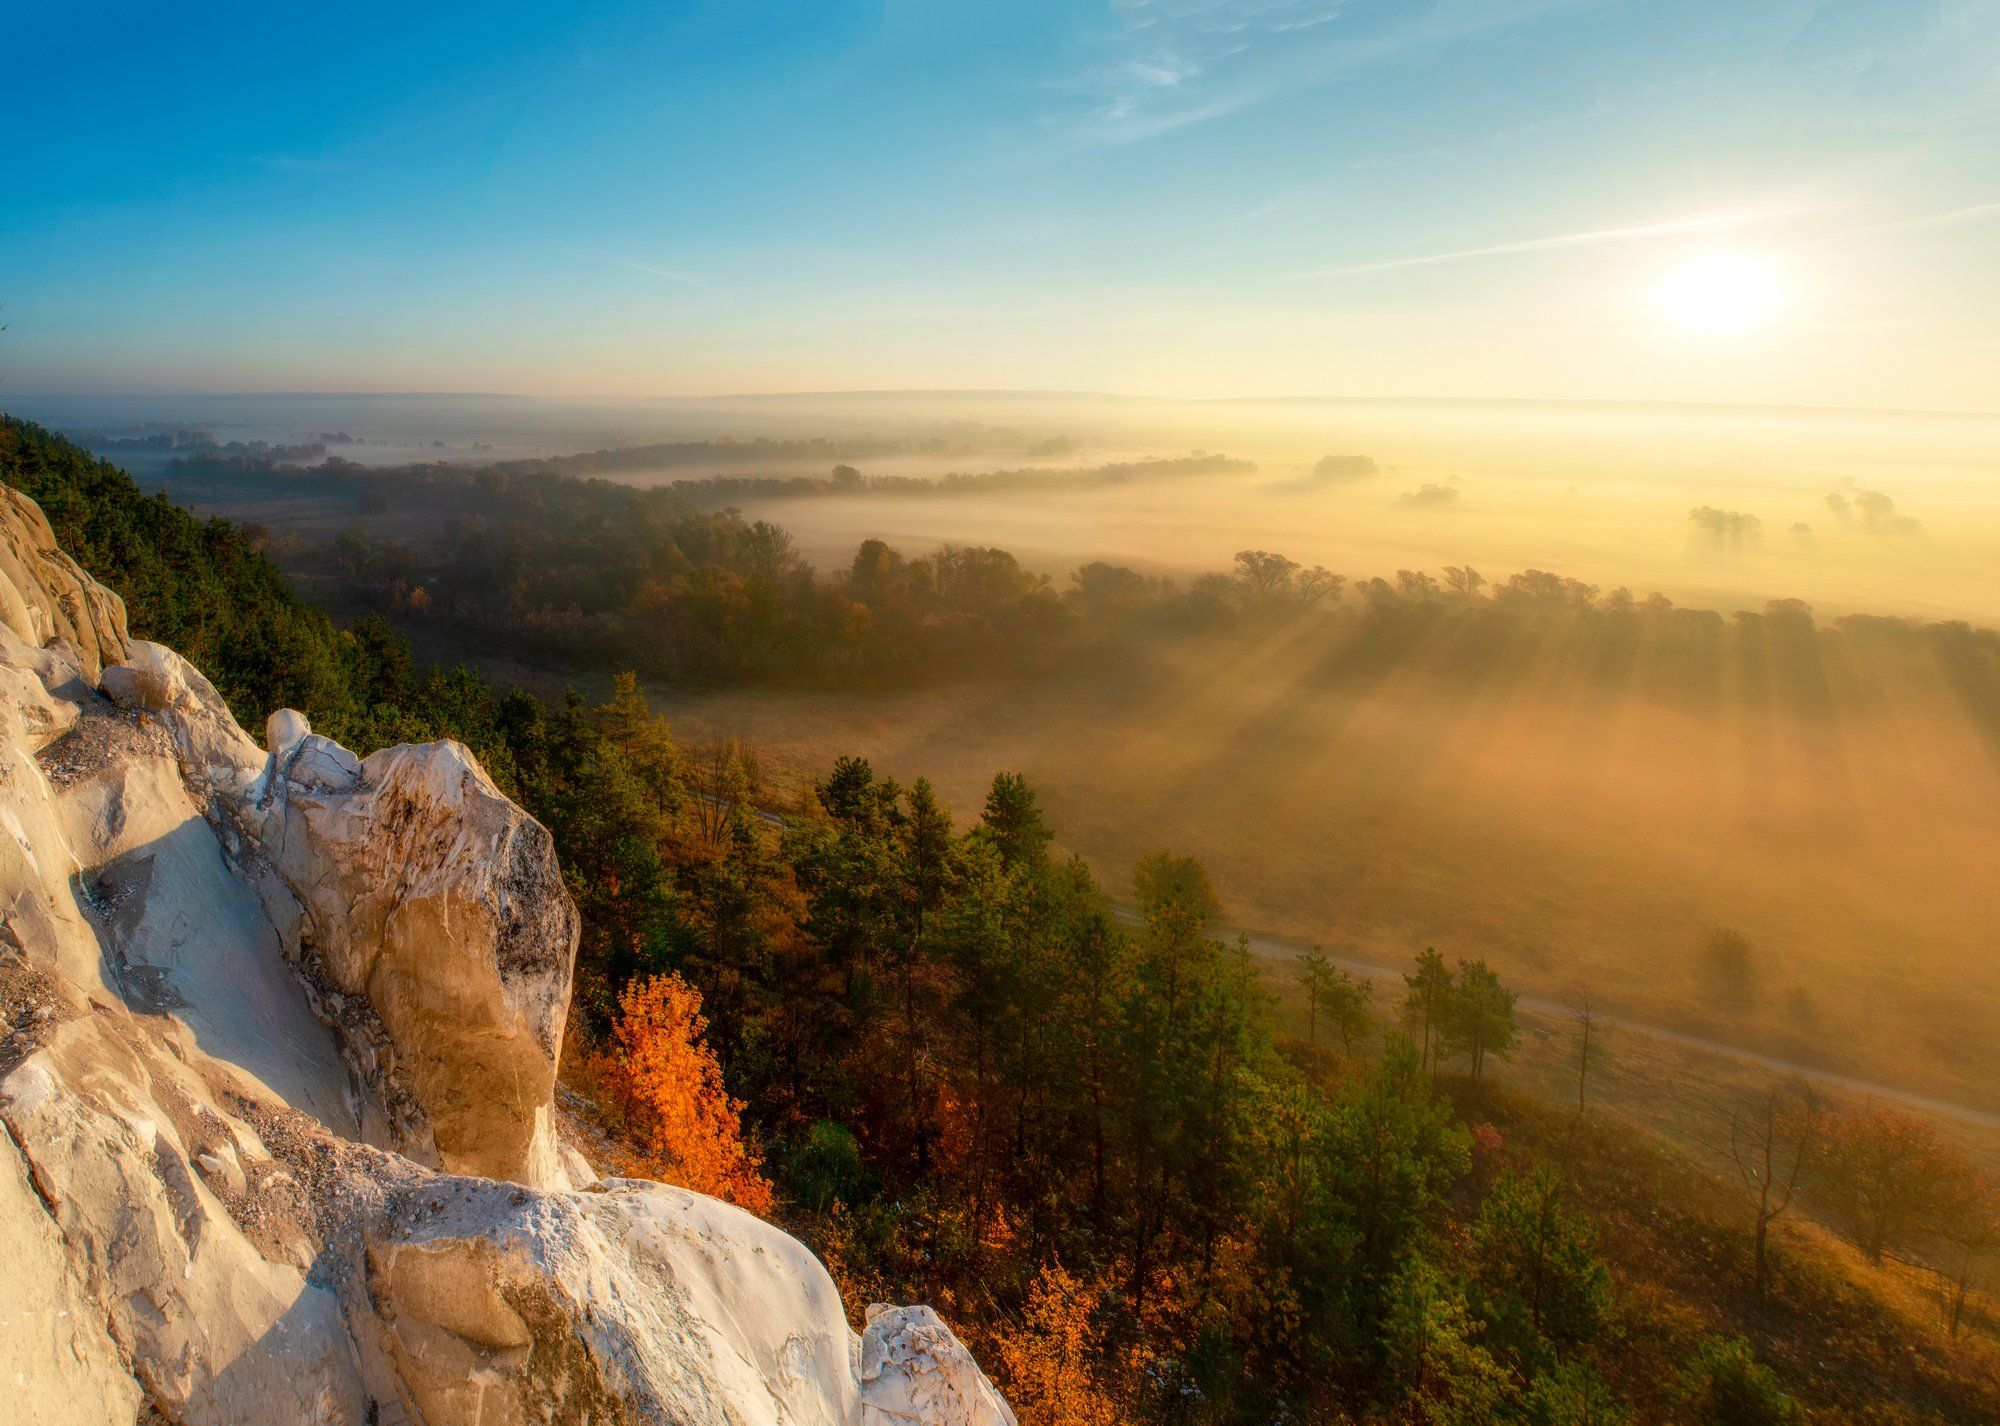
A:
[1297,947,1334,1048]
[1121,853,1264,1309]
[895,777,956,1173]
[979,771,1053,870]
[1322,1040,1472,1349]
[1675,1337,1802,1426]
[1327,965,1376,1054]
[1468,1166,1612,1367]
[1526,1362,1628,1426]
[1442,958,1518,1079]
[1380,1257,1514,1426]
[1403,948,1455,1071]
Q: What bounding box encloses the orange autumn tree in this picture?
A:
[596,972,775,1215]
[1813,1104,1976,1264]
[994,1262,1121,1426]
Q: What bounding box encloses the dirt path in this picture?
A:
[1231,925,2000,1130]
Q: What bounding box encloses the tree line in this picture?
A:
[154,433,2000,723]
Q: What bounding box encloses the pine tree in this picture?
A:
[896,777,956,1173]
[1468,1166,1610,1366]
[1403,948,1454,1071]
[1298,947,1333,1048]
[1442,959,1517,1079]
[980,771,1053,870]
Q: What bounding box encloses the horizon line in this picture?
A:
[8,388,2000,423]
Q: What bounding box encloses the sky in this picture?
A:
[4,0,1998,408]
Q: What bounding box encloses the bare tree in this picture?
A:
[1568,990,1603,1125]
[1713,1082,1819,1301]
[1929,1184,1999,1338]
[690,737,749,850]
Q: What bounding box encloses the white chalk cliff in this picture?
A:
[0,484,1014,1426]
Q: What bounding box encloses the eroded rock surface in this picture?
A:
[247,710,580,1186]
[0,486,1014,1426]
[0,482,130,681]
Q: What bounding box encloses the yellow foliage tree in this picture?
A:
[597,972,775,1215]
[995,1262,1120,1426]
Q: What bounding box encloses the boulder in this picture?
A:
[248,717,580,1187]
[863,1306,1018,1426]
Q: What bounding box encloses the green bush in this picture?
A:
[1676,1336,1802,1426]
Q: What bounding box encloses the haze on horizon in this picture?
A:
[6,1,1999,411]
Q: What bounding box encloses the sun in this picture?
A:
[1656,252,1784,334]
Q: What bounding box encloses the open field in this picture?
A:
[646,617,2000,1118]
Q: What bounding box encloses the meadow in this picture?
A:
[645,608,2000,1116]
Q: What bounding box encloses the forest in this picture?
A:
[9,414,2000,1424]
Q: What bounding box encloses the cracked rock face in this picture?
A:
[0,483,130,683]
[0,486,1014,1426]
[247,710,581,1187]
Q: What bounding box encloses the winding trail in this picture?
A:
[1233,925,2000,1131]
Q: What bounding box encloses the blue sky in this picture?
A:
[5,1,1997,406]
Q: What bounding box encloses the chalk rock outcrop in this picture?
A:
[0,484,1013,1426]
[0,482,130,681]
[244,708,580,1186]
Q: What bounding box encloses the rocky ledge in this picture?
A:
[0,485,1013,1426]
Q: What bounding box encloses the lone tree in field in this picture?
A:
[1812,1105,1977,1264]
[1403,948,1455,1071]
[1569,990,1603,1123]
[1443,959,1518,1080]
[1702,927,1758,1003]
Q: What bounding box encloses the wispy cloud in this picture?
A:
[588,254,711,289]
[1048,0,1589,152]
[1291,209,1800,279]
[1868,200,2000,233]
